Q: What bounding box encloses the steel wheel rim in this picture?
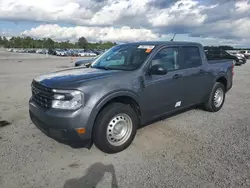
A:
[214,88,224,108]
[106,113,133,146]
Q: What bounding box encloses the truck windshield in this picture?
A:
[91,44,154,71]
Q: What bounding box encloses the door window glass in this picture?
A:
[151,47,180,71]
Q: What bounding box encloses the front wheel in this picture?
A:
[204,82,226,112]
[92,103,138,154]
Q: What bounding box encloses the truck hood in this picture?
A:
[34,67,122,88]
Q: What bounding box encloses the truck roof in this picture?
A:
[120,41,202,46]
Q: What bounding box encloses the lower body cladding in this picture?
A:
[29,100,93,149]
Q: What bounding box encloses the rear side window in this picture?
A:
[208,50,220,55]
[182,46,202,68]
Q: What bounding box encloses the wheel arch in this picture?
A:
[215,73,228,90]
[87,90,141,136]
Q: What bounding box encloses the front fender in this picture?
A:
[95,90,140,110]
[85,90,140,135]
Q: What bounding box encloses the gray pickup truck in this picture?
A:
[29,41,234,153]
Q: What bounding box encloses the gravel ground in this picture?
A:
[0,51,250,188]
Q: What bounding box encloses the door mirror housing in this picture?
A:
[148,64,167,75]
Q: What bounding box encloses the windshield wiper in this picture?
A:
[91,66,111,70]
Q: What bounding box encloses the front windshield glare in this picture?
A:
[91,44,155,71]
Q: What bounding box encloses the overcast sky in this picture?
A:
[0,0,250,47]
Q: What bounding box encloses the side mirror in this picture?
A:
[148,64,167,75]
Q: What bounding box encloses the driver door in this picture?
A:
[139,46,188,118]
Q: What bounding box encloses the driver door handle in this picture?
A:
[173,74,182,79]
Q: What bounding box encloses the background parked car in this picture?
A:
[239,50,250,59]
[48,49,57,55]
[78,50,97,57]
[6,47,107,58]
[205,49,246,65]
[227,50,246,61]
[74,58,96,67]
[56,49,68,56]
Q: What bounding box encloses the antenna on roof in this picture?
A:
[170,33,176,41]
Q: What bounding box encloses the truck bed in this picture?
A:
[208,59,234,64]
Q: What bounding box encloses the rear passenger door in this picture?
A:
[180,46,212,104]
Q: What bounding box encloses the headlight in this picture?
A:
[51,90,84,110]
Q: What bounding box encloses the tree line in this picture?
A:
[0,36,249,50]
[0,36,116,50]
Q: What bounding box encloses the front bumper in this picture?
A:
[239,58,246,64]
[29,99,93,148]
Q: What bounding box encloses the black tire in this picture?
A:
[92,102,139,154]
[204,82,226,112]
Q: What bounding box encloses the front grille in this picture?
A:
[31,81,54,109]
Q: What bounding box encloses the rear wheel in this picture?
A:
[92,103,138,154]
[204,82,225,112]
